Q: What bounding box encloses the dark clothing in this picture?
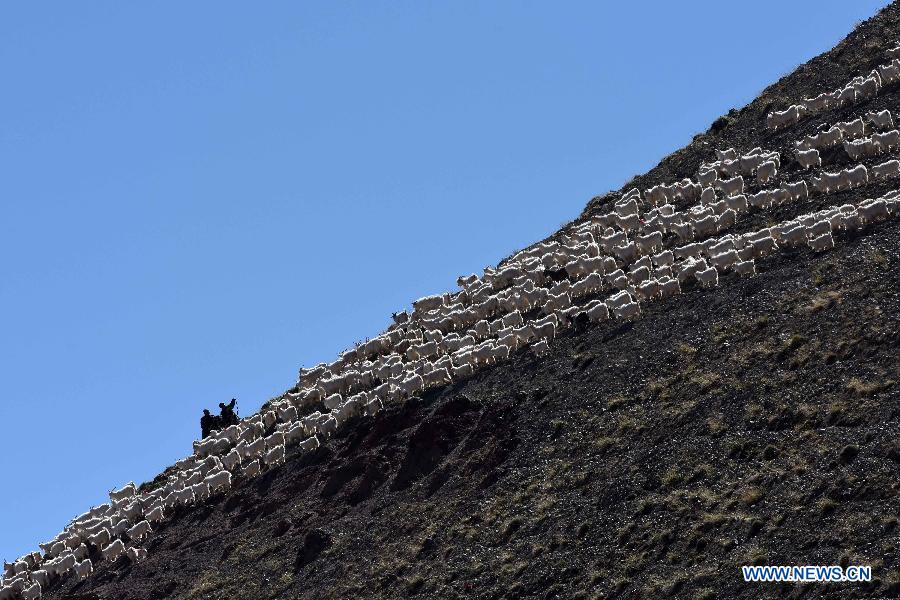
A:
[220,399,238,427]
[200,414,218,439]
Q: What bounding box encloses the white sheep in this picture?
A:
[642,185,662,205]
[501,310,524,329]
[20,582,41,600]
[220,424,241,444]
[802,92,832,112]
[72,544,89,561]
[748,190,772,209]
[180,469,203,487]
[872,159,900,179]
[242,459,261,478]
[605,268,628,289]
[87,528,111,550]
[739,153,763,174]
[606,290,633,309]
[221,448,242,472]
[615,213,640,231]
[628,265,651,285]
[571,272,603,297]
[205,470,232,494]
[74,558,93,580]
[709,249,739,271]
[719,158,740,177]
[423,367,452,387]
[705,236,733,256]
[531,316,557,341]
[239,421,265,444]
[657,276,681,298]
[695,266,718,288]
[613,301,640,319]
[191,481,210,502]
[300,435,322,452]
[30,569,49,589]
[143,504,164,524]
[614,197,639,217]
[162,487,193,508]
[10,562,27,576]
[715,148,737,162]
[198,455,223,476]
[716,175,744,197]
[798,126,843,150]
[110,518,130,537]
[651,250,674,268]
[756,160,778,183]
[698,168,718,187]
[398,373,424,397]
[108,482,136,503]
[715,208,736,232]
[635,231,663,255]
[0,585,20,600]
[795,148,820,169]
[846,164,868,188]
[413,294,446,313]
[854,75,880,99]
[782,180,808,203]
[779,223,808,247]
[457,274,479,289]
[837,117,867,139]
[242,437,266,460]
[808,232,835,252]
[844,138,875,161]
[872,129,900,152]
[767,105,804,130]
[858,199,889,223]
[102,539,126,563]
[836,84,856,106]
[697,187,715,205]
[126,547,148,563]
[634,279,660,301]
[281,419,306,445]
[866,109,894,130]
[126,520,152,543]
[276,404,298,424]
[81,518,112,537]
[262,410,278,429]
[531,339,550,357]
[452,362,474,379]
[878,58,900,84]
[264,444,286,467]
[811,171,845,194]
[806,220,832,238]
[724,194,748,213]
[692,214,717,237]
[731,260,755,277]
[267,430,287,449]
[583,300,609,322]
[47,551,77,576]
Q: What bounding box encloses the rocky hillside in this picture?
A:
[41,4,900,600]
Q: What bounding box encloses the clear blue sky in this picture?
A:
[0,1,889,562]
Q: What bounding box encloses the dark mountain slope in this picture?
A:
[45,3,900,600]
[50,212,900,600]
[578,3,900,218]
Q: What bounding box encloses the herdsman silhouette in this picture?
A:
[219,398,239,426]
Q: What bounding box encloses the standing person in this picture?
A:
[219,398,238,426]
[200,409,217,439]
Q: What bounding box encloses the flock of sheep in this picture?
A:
[4,40,900,600]
[766,44,900,130]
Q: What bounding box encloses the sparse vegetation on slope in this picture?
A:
[42,3,900,599]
